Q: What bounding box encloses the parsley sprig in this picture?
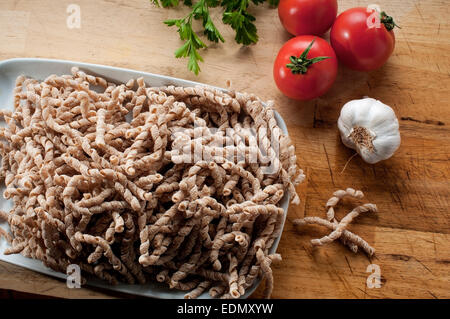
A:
[152,0,278,74]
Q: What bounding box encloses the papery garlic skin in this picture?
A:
[337,98,401,164]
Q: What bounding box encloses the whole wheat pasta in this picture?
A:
[184,280,211,299]
[0,226,12,244]
[293,189,377,256]
[293,217,376,256]
[209,283,227,298]
[324,188,363,253]
[0,69,305,299]
[311,204,377,246]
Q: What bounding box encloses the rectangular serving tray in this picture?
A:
[0,58,290,299]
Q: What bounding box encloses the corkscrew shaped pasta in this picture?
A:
[0,68,305,299]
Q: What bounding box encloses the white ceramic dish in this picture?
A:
[0,58,290,299]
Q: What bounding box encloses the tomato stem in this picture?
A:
[286,39,330,75]
[380,11,401,31]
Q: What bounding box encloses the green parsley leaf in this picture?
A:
[222,7,258,45]
[164,0,224,74]
[162,0,180,7]
[160,0,277,74]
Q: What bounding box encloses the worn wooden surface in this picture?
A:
[0,0,448,299]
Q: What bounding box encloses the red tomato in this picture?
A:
[278,0,338,36]
[273,36,338,100]
[330,7,398,71]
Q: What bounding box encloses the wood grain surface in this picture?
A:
[0,0,448,299]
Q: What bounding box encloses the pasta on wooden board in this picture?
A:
[0,67,304,298]
[293,188,377,256]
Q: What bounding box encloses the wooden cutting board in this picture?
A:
[0,0,448,299]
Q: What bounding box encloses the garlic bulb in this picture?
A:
[337,98,401,164]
